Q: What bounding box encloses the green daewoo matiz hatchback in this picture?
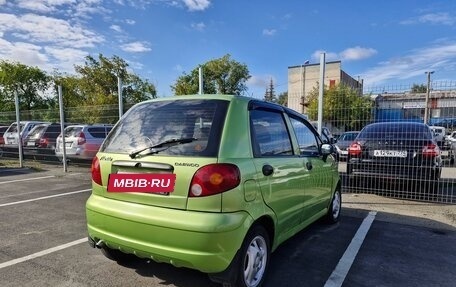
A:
[86,95,341,287]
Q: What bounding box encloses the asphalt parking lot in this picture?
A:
[0,165,455,287]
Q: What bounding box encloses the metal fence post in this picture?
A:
[14,91,23,168]
[58,85,67,172]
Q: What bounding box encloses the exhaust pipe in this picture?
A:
[88,237,106,249]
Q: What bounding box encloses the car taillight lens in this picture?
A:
[39,137,48,147]
[422,143,440,157]
[348,142,362,156]
[91,156,102,185]
[189,164,240,197]
[78,132,86,145]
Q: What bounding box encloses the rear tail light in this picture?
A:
[348,142,362,156]
[91,157,102,185]
[189,164,240,197]
[78,132,86,145]
[422,143,440,157]
[39,137,48,148]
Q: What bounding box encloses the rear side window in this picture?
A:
[250,109,293,157]
[101,99,229,157]
[88,127,108,138]
[44,125,64,139]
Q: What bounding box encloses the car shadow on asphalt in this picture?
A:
[99,209,456,287]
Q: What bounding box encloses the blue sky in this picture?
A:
[1,0,456,98]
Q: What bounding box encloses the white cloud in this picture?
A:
[120,41,151,52]
[362,42,456,86]
[110,24,123,33]
[340,46,377,61]
[16,0,76,13]
[191,22,206,31]
[44,46,87,72]
[311,46,377,62]
[0,39,49,67]
[125,19,135,25]
[0,0,6,5]
[401,12,456,26]
[311,50,339,62]
[182,0,210,11]
[0,13,104,48]
[262,29,277,36]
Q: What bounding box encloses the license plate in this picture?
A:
[65,143,72,147]
[107,173,176,193]
[374,150,407,158]
[27,141,35,146]
[341,150,348,155]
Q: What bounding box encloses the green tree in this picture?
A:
[306,84,373,131]
[74,54,156,106]
[0,61,51,119]
[263,78,277,103]
[55,54,156,123]
[277,91,288,107]
[411,84,427,93]
[171,54,251,95]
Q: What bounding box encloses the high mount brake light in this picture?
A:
[189,164,241,197]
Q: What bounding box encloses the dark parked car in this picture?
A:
[23,123,68,155]
[347,122,442,181]
[334,131,359,161]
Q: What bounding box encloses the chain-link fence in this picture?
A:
[289,80,456,204]
[1,83,455,203]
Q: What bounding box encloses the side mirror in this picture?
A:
[321,143,333,155]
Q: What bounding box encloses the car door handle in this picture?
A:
[305,161,313,171]
[262,164,274,176]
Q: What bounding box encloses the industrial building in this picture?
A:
[287,61,363,114]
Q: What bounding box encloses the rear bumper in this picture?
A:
[86,194,252,273]
[347,161,441,180]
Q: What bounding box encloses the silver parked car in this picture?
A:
[3,121,47,146]
[55,124,113,161]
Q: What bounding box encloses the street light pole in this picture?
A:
[424,71,434,124]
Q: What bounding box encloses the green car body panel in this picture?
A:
[86,94,340,274]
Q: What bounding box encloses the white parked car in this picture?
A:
[3,121,47,147]
[55,124,113,161]
[429,126,446,146]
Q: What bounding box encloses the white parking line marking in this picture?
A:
[324,211,377,287]
[0,238,87,270]
[0,173,83,185]
[0,175,55,185]
[0,189,91,207]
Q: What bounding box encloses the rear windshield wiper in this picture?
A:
[129,137,197,159]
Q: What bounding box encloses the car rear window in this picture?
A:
[340,132,358,141]
[27,124,48,138]
[101,99,229,157]
[6,123,24,133]
[358,124,432,140]
[65,126,83,137]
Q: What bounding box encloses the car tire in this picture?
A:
[326,189,341,223]
[101,246,133,263]
[210,225,270,287]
